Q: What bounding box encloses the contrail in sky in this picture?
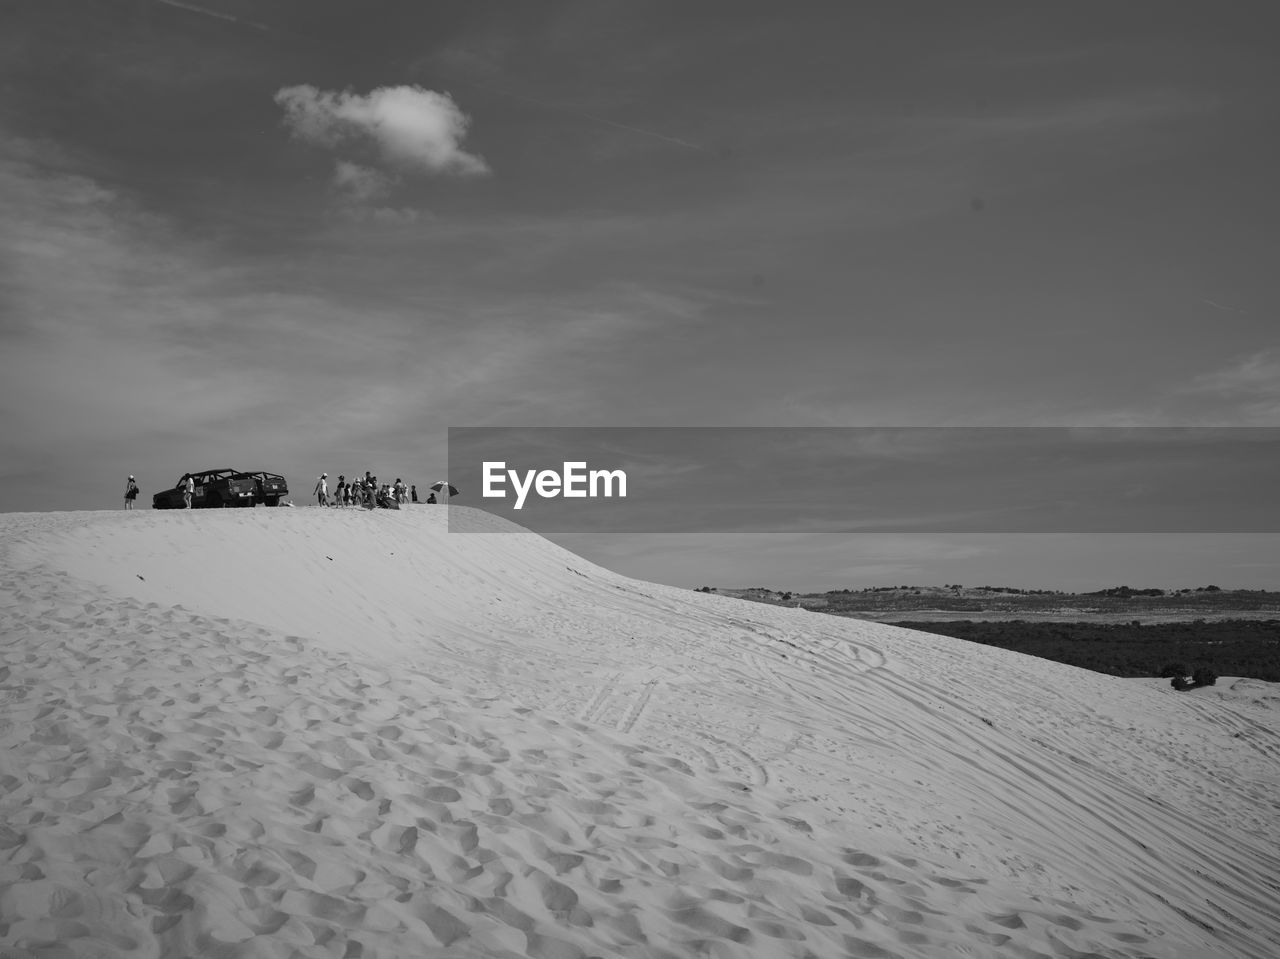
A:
[567,107,705,152]
[1201,298,1247,314]
[153,0,270,32]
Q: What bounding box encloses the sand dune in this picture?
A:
[2,508,1277,958]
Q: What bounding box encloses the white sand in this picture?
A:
[2,508,1277,959]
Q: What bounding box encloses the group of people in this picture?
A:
[125,471,443,511]
[313,472,439,509]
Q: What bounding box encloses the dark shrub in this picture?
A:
[1171,676,1193,691]
[1192,667,1218,688]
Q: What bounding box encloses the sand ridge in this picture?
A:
[3,508,1278,957]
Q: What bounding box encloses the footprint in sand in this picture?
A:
[0,881,84,921]
[424,785,462,803]
[985,911,1027,929]
[45,774,112,799]
[252,729,285,749]
[236,862,281,887]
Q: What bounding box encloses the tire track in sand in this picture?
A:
[619,680,658,734]
[576,672,621,725]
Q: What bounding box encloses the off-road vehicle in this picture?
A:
[152,469,258,509]
[239,471,289,507]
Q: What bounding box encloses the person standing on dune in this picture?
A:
[314,472,328,507]
[124,475,139,510]
[182,474,194,509]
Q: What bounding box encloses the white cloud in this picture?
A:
[275,84,489,176]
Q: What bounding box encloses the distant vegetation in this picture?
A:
[1170,666,1219,691]
[1088,586,1166,597]
[800,586,1280,618]
[829,584,1064,596]
[692,584,1280,681]
[820,584,1232,597]
[890,620,1279,682]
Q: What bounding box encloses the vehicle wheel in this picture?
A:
[265,496,279,507]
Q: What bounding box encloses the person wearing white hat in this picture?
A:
[314,472,329,507]
[124,475,139,510]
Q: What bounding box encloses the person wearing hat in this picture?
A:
[124,474,139,510]
[314,472,329,507]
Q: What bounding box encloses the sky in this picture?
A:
[2,1,1278,590]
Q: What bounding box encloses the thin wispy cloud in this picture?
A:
[0,135,694,501]
[331,161,394,203]
[0,143,274,474]
[274,84,489,177]
[357,206,422,225]
[1009,352,1280,429]
[1187,350,1280,399]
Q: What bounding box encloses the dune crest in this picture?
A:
[2,509,1277,958]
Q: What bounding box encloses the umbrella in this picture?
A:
[430,481,460,497]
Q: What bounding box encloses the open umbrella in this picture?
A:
[429,481,460,498]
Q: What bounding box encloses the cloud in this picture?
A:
[335,203,423,225]
[1026,351,1280,428]
[0,140,291,496]
[368,206,421,224]
[331,161,394,202]
[1181,351,1280,422]
[0,135,684,507]
[329,162,426,222]
[1187,351,1280,398]
[274,84,489,176]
